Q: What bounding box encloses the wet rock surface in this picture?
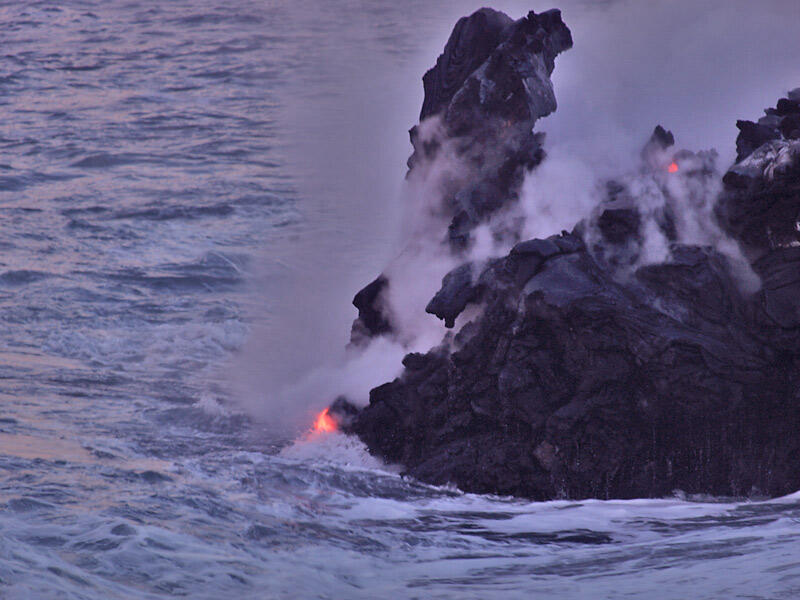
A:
[340,10,800,500]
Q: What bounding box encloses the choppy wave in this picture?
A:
[3,429,799,599]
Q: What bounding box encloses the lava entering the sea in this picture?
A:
[313,408,337,433]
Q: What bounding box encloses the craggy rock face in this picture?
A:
[719,91,800,253]
[341,9,800,500]
[717,91,800,328]
[419,8,513,122]
[411,8,572,246]
[351,229,800,499]
[350,9,573,344]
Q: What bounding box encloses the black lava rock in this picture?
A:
[350,275,391,345]
[420,8,513,121]
[425,263,480,328]
[352,227,800,499]
[735,120,779,163]
[350,8,572,343]
[341,10,800,501]
[719,94,800,253]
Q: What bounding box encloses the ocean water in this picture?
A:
[1,1,800,598]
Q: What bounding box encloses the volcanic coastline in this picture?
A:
[329,7,800,500]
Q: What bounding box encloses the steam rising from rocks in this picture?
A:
[234,1,799,434]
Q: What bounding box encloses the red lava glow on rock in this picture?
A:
[313,408,337,433]
[668,161,679,173]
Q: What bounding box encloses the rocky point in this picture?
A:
[333,7,800,500]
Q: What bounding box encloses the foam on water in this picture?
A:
[280,431,393,472]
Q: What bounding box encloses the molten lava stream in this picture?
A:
[313,408,337,433]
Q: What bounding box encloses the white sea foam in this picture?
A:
[280,430,395,473]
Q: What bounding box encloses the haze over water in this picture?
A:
[1,1,799,598]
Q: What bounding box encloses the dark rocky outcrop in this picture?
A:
[350,8,572,345]
[641,124,675,165]
[419,8,513,121]
[349,226,800,499]
[718,91,800,253]
[425,263,481,328]
[336,9,800,500]
[351,275,391,341]
[410,7,571,241]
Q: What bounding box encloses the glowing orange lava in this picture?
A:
[668,161,679,173]
[313,408,337,433]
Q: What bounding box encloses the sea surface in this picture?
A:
[1,1,799,598]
